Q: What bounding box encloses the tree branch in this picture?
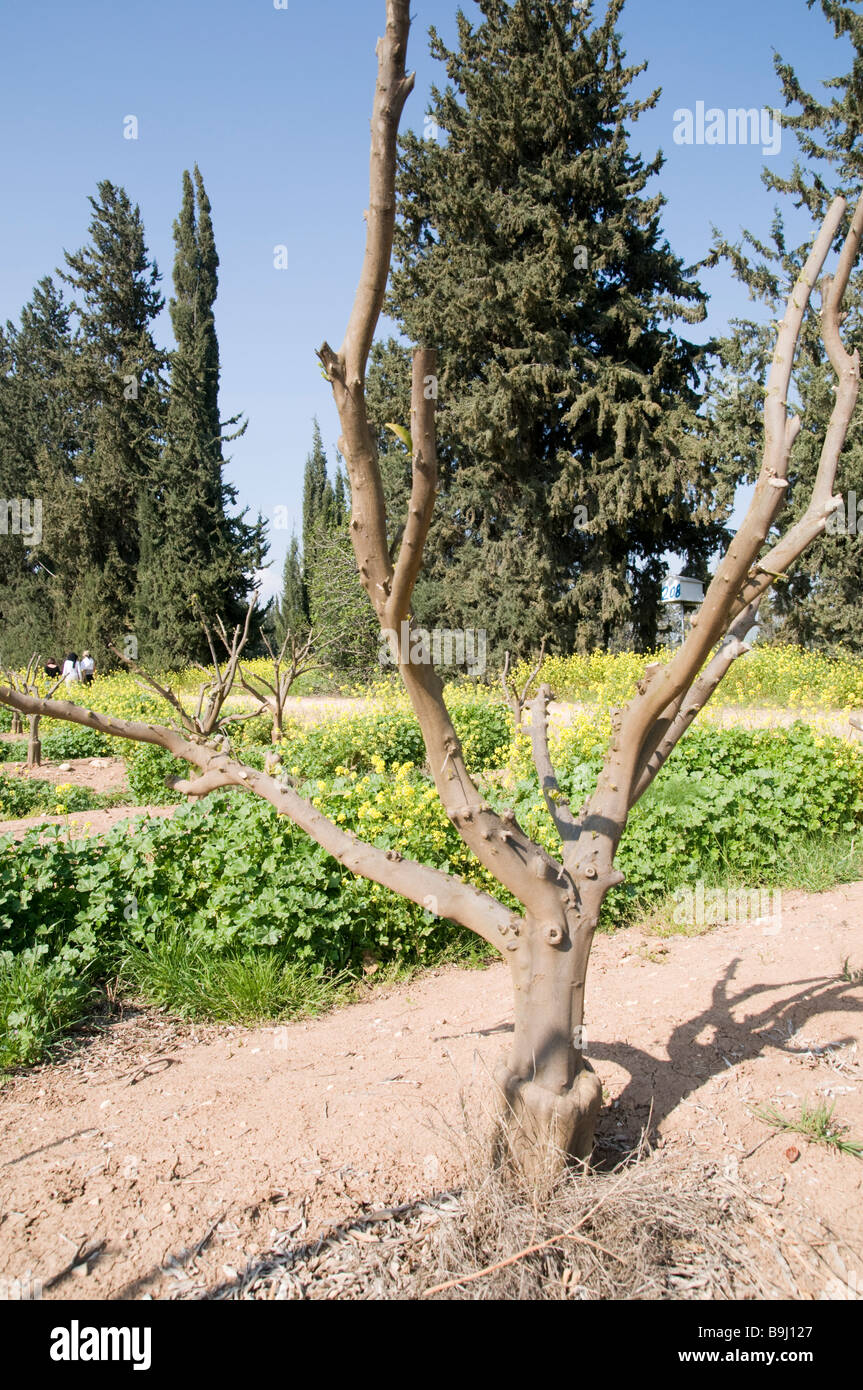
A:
[526,683,580,858]
[733,194,863,617]
[0,682,514,951]
[386,348,438,625]
[629,603,761,808]
[583,199,850,841]
[317,0,414,619]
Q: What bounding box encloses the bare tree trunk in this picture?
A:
[495,910,601,1179]
[27,714,41,770]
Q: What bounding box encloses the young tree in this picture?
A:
[135,167,265,668]
[240,628,327,744]
[3,1,861,1178]
[0,656,62,768]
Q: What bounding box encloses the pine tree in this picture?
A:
[380,0,727,657]
[134,167,265,667]
[60,181,165,661]
[0,277,79,662]
[707,0,863,651]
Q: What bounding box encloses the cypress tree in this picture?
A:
[299,422,378,673]
[382,0,726,657]
[274,534,307,644]
[301,422,333,569]
[708,0,863,651]
[300,419,337,613]
[135,167,265,667]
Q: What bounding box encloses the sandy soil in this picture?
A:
[0,754,128,793]
[1,881,861,1301]
[0,756,176,842]
[243,696,863,740]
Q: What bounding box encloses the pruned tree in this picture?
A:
[501,640,547,733]
[240,629,328,743]
[0,656,62,768]
[2,1,862,1179]
[109,597,260,745]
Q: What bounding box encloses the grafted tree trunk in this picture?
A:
[495,912,601,1177]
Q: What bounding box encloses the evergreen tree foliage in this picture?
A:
[378,0,727,658]
[306,522,380,680]
[301,419,335,600]
[274,533,307,645]
[60,181,166,660]
[297,421,378,675]
[0,277,81,663]
[707,0,863,651]
[134,167,265,667]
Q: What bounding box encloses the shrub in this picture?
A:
[41,727,114,761]
[2,716,862,1066]
[0,742,27,764]
[123,744,188,805]
[284,699,512,779]
[508,721,863,922]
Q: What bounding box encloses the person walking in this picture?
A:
[80,651,95,686]
[44,656,60,680]
[61,652,81,690]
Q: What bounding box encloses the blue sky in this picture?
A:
[0,0,853,598]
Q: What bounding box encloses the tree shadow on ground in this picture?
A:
[589,957,862,1165]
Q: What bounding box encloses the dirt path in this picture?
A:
[0,756,176,842]
[0,755,128,794]
[1,881,861,1300]
[234,695,863,740]
[0,805,176,843]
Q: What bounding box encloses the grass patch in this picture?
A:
[840,957,863,985]
[0,951,97,1067]
[119,935,353,1025]
[753,1098,863,1159]
[642,832,862,937]
[771,834,863,894]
